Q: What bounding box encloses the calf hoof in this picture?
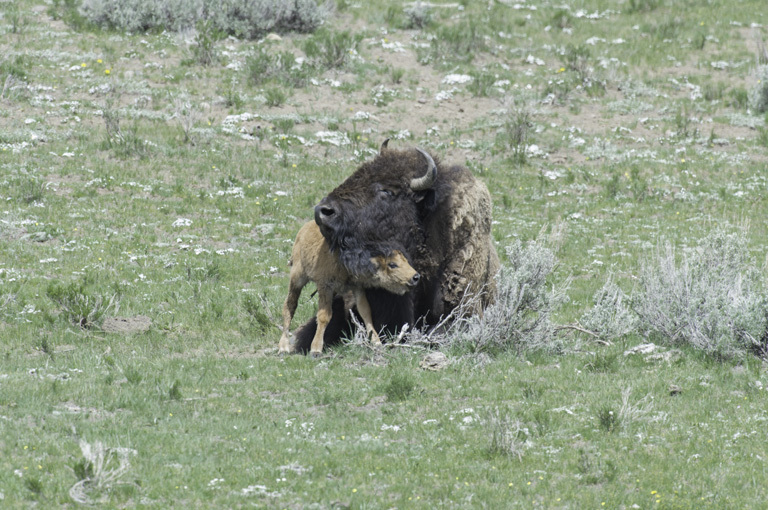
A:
[309,351,323,359]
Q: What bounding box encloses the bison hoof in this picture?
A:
[309,351,323,359]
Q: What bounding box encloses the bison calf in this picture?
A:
[279,221,420,356]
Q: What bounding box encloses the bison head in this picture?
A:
[314,146,440,275]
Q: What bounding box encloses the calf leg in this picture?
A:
[354,289,381,346]
[310,288,333,357]
[278,271,307,354]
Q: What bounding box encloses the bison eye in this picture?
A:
[387,262,398,269]
[378,189,394,198]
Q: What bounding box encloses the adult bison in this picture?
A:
[292,141,500,352]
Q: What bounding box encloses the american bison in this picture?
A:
[279,221,420,356]
[293,141,500,352]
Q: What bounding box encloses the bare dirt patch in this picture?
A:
[102,315,152,334]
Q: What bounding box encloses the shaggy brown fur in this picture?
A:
[279,221,420,356]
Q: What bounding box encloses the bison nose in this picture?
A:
[314,200,337,226]
[318,206,335,218]
[410,273,420,286]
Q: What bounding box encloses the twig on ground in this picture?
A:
[555,322,612,346]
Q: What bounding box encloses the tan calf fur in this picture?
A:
[278,221,419,356]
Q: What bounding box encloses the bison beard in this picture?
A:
[293,145,499,353]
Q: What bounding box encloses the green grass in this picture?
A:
[2,0,768,507]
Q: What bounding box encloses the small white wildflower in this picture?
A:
[240,485,279,497]
[315,131,350,147]
[216,188,244,198]
[525,55,545,66]
[442,74,473,85]
[526,144,546,157]
[393,129,411,140]
[208,478,224,488]
[172,218,192,228]
[380,39,406,53]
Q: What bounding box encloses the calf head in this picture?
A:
[367,250,420,295]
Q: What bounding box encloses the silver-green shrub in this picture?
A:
[414,240,568,355]
[749,65,768,113]
[633,230,768,358]
[79,0,201,33]
[78,0,329,38]
[579,275,638,342]
[403,3,431,29]
[207,0,329,39]
[470,240,568,354]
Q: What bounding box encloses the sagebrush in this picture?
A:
[633,230,768,358]
[405,240,568,355]
[749,64,768,113]
[78,0,329,38]
[579,275,638,342]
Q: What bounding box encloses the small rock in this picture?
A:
[22,231,52,243]
[624,343,660,356]
[419,351,449,371]
[646,349,682,364]
[265,33,282,42]
[669,384,682,396]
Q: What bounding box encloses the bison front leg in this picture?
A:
[310,288,333,357]
[354,289,381,346]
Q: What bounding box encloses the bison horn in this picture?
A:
[411,148,437,191]
[380,138,390,153]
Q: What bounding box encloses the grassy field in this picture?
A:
[2,0,768,507]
